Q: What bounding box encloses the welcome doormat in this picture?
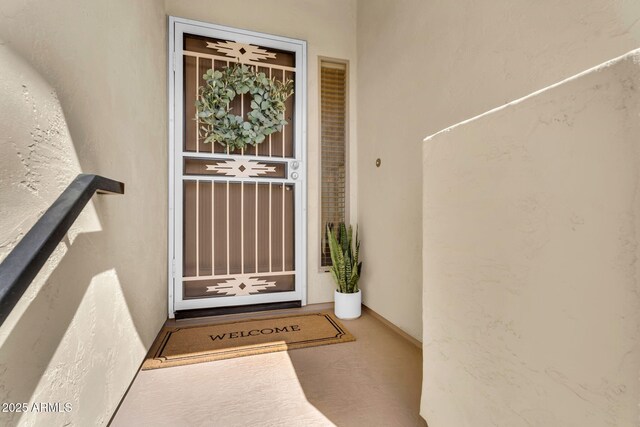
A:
[142,312,355,370]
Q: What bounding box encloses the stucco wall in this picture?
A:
[0,1,167,425]
[0,1,357,424]
[165,0,358,305]
[422,50,640,426]
[356,0,640,341]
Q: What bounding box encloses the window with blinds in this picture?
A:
[320,59,348,268]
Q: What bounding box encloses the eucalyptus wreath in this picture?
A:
[195,64,294,151]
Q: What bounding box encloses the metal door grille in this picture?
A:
[173,28,304,307]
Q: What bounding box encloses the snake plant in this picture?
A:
[327,223,362,294]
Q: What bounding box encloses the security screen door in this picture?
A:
[170,18,306,313]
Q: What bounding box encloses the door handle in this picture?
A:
[289,160,301,180]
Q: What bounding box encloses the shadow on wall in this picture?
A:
[0,36,165,426]
[0,231,140,426]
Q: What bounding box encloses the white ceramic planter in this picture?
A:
[334,289,362,320]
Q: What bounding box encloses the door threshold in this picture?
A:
[174,300,302,320]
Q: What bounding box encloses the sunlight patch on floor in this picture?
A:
[113,350,333,426]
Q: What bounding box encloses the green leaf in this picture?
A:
[196,63,294,149]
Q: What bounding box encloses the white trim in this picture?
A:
[177,291,302,311]
[182,151,291,163]
[172,18,187,315]
[183,271,296,281]
[170,16,307,48]
[183,177,293,184]
[168,16,308,316]
[184,50,296,72]
[299,40,308,308]
[167,16,176,318]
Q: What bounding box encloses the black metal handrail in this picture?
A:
[0,174,124,325]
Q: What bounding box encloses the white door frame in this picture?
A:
[167,16,307,318]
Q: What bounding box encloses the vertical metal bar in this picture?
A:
[282,183,285,272]
[269,182,272,273]
[196,180,199,277]
[226,180,230,275]
[241,86,244,157]
[227,60,230,156]
[240,182,244,274]
[195,57,199,154]
[249,65,260,159]
[255,182,258,273]
[269,67,272,157]
[211,182,216,276]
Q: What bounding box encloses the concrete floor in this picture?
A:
[112,304,426,427]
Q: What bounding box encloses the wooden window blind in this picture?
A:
[320,59,348,267]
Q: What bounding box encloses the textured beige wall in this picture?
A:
[0,1,356,424]
[165,0,358,305]
[357,0,640,341]
[422,50,640,426]
[0,1,167,425]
